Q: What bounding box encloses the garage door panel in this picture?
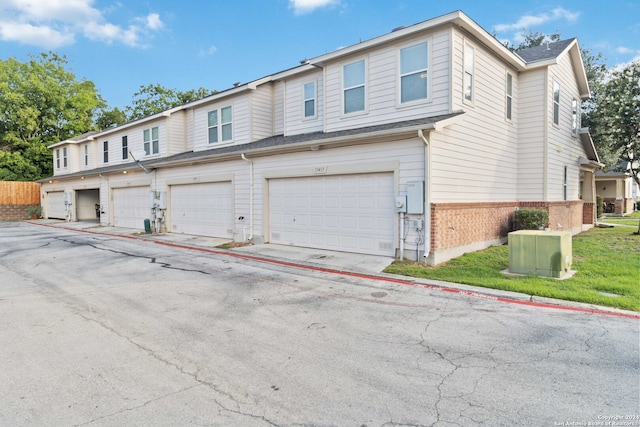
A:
[46,192,66,219]
[170,182,233,238]
[269,173,394,256]
[113,187,149,229]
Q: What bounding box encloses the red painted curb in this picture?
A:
[28,221,640,320]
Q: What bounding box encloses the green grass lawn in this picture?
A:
[600,210,640,227]
[384,225,640,311]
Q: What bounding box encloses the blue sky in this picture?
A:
[1,0,638,110]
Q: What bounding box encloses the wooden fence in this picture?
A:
[0,181,41,204]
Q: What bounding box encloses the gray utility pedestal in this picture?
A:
[508,230,572,278]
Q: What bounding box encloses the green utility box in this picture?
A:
[508,230,572,278]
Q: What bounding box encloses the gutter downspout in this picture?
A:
[241,153,254,241]
[418,129,432,263]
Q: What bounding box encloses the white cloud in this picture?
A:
[616,46,634,54]
[0,0,163,48]
[494,7,580,33]
[198,45,218,57]
[289,0,340,15]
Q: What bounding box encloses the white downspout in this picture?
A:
[241,153,254,241]
[418,129,431,263]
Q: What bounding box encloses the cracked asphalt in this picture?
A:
[0,222,638,426]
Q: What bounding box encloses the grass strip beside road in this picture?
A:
[384,225,640,312]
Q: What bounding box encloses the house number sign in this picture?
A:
[313,166,327,174]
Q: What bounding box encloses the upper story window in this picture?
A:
[464,43,474,103]
[103,141,109,163]
[400,42,428,103]
[55,149,60,169]
[343,59,366,114]
[553,81,560,126]
[144,127,159,155]
[506,72,513,121]
[83,145,89,166]
[62,147,68,168]
[208,106,233,143]
[571,99,579,135]
[122,136,128,159]
[304,81,316,118]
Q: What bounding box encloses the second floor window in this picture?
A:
[506,72,513,120]
[103,141,109,163]
[343,59,365,114]
[208,106,233,143]
[56,149,60,169]
[553,81,561,126]
[122,135,128,160]
[83,145,89,166]
[464,43,474,103]
[144,127,159,155]
[62,147,67,168]
[572,99,579,135]
[304,82,316,118]
[400,42,428,103]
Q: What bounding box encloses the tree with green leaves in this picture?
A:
[95,107,128,130]
[0,53,104,180]
[125,84,215,121]
[591,61,640,233]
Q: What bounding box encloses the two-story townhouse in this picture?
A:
[39,10,602,265]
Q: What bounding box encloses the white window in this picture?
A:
[144,127,159,155]
[464,43,474,103]
[506,72,513,121]
[55,149,60,169]
[343,59,365,114]
[122,135,128,160]
[572,99,579,135]
[62,147,67,168]
[304,81,316,118]
[83,145,89,166]
[103,141,109,163]
[553,81,560,126]
[208,106,233,143]
[400,42,428,103]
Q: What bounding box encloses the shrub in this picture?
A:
[515,208,549,230]
[596,195,604,218]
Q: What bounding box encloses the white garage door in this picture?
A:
[113,187,149,229]
[170,182,233,238]
[46,191,65,219]
[269,173,395,256]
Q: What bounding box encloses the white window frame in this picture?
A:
[303,81,316,119]
[144,127,159,155]
[399,41,429,105]
[342,59,366,115]
[506,72,513,121]
[122,135,128,160]
[103,141,109,163]
[83,145,89,167]
[62,147,67,168]
[55,149,60,169]
[463,42,474,104]
[553,81,560,126]
[571,98,579,136]
[208,106,233,144]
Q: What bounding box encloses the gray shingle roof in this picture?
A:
[516,38,575,63]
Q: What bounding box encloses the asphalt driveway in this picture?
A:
[1,222,638,426]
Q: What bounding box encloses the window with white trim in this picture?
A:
[304,81,316,118]
[343,59,365,114]
[62,147,67,168]
[464,43,474,103]
[144,127,159,155]
[103,141,109,163]
[400,41,428,103]
[122,135,128,160]
[55,149,60,169]
[506,72,513,120]
[572,98,579,135]
[553,81,560,126]
[83,145,89,167]
[208,106,233,143]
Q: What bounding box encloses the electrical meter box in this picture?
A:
[508,230,572,278]
[406,181,424,214]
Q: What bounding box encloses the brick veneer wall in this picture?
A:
[430,200,585,255]
[583,202,595,224]
[0,204,39,221]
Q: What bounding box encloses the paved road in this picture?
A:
[1,222,638,426]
